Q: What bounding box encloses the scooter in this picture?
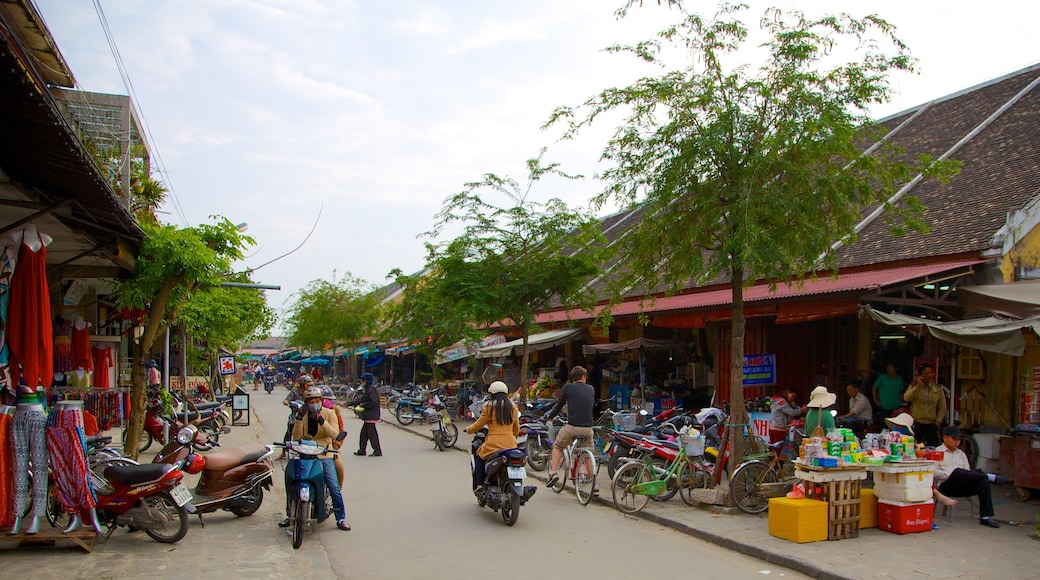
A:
[394,391,445,425]
[470,428,536,526]
[122,398,228,453]
[153,425,274,523]
[425,401,459,451]
[276,433,347,549]
[264,375,276,394]
[94,461,195,543]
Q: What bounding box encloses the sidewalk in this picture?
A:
[387,415,1040,580]
[0,411,337,579]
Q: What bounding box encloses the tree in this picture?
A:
[282,273,382,381]
[425,153,607,395]
[178,274,277,383]
[382,268,483,389]
[116,218,257,459]
[548,2,958,467]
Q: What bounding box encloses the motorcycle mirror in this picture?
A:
[335,431,348,442]
[638,409,649,416]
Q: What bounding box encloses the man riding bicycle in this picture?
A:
[542,366,595,489]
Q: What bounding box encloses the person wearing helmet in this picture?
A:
[464,381,519,493]
[278,374,313,459]
[352,373,382,456]
[279,385,350,531]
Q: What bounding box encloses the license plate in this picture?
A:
[507,466,526,479]
[170,483,193,507]
[516,434,528,444]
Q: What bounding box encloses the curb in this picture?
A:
[383,417,850,580]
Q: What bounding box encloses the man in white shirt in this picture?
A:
[838,382,872,432]
[935,426,1011,528]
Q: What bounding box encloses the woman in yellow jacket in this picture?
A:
[465,381,519,493]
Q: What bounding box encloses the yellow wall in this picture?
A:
[1000,218,1040,281]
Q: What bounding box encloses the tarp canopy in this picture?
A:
[476,328,584,359]
[582,337,680,354]
[298,357,332,365]
[860,305,1040,356]
[958,280,1040,319]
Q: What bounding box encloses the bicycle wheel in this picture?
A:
[611,462,651,514]
[678,459,709,506]
[573,449,597,506]
[730,460,779,514]
[649,457,678,502]
[550,451,568,493]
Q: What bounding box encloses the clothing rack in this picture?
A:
[48,387,131,432]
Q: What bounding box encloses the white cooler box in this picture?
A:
[874,469,934,503]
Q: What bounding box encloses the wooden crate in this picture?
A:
[804,478,862,540]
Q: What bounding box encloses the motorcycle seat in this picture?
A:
[485,448,525,471]
[174,409,219,422]
[85,435,113,446]
[204,444,270,470]
[188,402,222,411]
[104,463,175,486]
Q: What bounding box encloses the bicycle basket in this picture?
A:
[679,433,705,457]
[612,413,637,430]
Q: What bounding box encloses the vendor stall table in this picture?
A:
[794,463,866,540]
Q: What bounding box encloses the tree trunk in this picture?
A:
[727,264,748,480]
[519,330,531,402]
[124,340,148,461]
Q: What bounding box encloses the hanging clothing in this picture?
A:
[0,405,15,529]
[53,334,72,373]
[91,346,113,389]
[46,401,97,520]
[71,322,92,372]
[7,235,53,393]
[0,245,15,366]
[68,369,92,388]
[12,403,48,521]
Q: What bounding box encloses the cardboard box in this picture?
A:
[877,498,933,534]
[768,498,828,543]
[860,488,877,528]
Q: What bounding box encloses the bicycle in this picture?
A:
[610,429,711,513]
[728,425,802,514]
[547,428,597,506]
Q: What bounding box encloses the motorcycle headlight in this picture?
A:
[176,426,196,445]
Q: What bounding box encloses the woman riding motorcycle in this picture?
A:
[464,381,519,494]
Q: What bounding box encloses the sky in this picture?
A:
[32,0,1040,330]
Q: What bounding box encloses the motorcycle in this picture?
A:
[424,400,459,451]
[122,395,228,453]
[276,433,348,549]
[470,428,537,526]
[264,375,276,393]
[153,425,274,523]
[520,419,553,471]
[394,390,445,425]
[94,461,195,543]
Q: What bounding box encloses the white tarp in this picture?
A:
[582,337,679,354]
[859,305,1040,356]
[476,328,584,359]
[958,280,1040,319]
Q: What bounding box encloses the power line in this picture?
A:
[91,0,190,226]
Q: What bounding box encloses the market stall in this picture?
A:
[582,338,679,410]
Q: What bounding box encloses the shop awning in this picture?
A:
[958,281,1040,319]
[582,337,679,354]
[859,305,1040,356]
[476,328,584,359]
[435,334,507,365]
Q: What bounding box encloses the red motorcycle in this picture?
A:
[122,398,228,453]
[93,462,194,543]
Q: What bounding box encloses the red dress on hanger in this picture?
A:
[71,322,92,371]
[7,232,52,392]
[92,346,113,389]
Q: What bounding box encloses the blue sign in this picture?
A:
[742,354,776,386]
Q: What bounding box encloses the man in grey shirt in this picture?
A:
[543,366,595,488]
[838,382,872,432]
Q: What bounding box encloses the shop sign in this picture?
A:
[742,353,776,386]
[218,355,236,375]
[169,376,210,393]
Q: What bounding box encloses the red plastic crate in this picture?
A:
[877,498,933,534]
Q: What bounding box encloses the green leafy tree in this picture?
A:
[426,153,607,395]
[283,273,382,381]
[117,217,256,459]
[548,2,958,466]
[383,268,483,390]
[178,275,277,382]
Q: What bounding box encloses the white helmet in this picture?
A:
[488,381,508,395]
[303,386,323,399]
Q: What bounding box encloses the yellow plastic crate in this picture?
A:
[768,498,828,543]
[860,488,877,528]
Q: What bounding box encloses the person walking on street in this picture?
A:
[543,366,595,489]
[352,373,382,456]
[904,362,947,447]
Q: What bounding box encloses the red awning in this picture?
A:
[536,259,987,324]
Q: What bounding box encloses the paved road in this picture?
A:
[250,390,806,579]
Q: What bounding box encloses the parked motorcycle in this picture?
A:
[153,425,274,523]
[394,391,445,425]
[470,428,536,526]
[276,433,347,549]
[94,461,195,543]
[122,396,228,453]
[425,400,459,451]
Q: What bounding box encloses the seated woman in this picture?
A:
[464,381,519,493]
[803,386,836,435]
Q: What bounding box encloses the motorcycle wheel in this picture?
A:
[395,405,414,426]
[229,485,264,517]
[121,429,153,454]
[142,491,189,544]
[611,462,651,514]
[292,499,308,549]
[212,412,228,430]
[443,423,459,448]
[607,446,634,479]
[434,431,444,451]
[526,438,549,472]
[500,491,520,526]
